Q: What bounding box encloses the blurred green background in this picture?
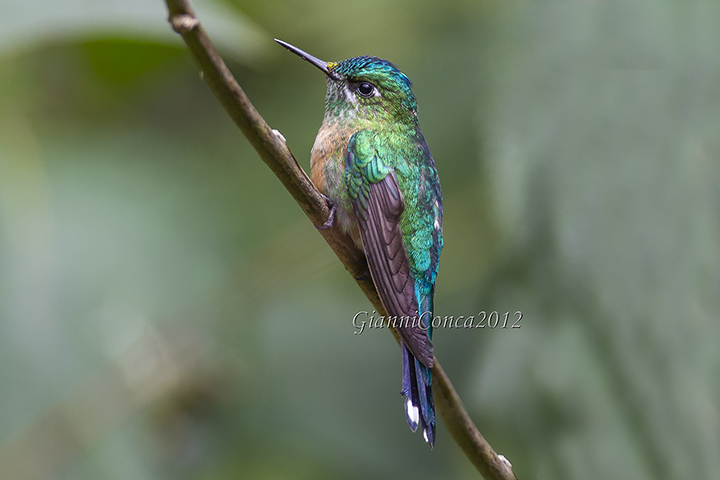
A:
[1,0,719,479]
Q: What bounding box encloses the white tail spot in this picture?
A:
[405,398,419,425]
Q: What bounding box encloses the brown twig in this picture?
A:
[164,1,518,478]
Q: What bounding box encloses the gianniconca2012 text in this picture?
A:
[352,311,523,335]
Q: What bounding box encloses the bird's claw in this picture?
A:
[315,193,335,230]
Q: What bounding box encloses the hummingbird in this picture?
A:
[276,39,443,447]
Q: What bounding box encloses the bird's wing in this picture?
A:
[345,130,433,368]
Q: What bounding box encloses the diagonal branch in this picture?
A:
[164,1,519,478]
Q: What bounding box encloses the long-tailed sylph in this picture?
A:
[276,39,443,447]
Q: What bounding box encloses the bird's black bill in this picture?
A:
[275,39,342,81]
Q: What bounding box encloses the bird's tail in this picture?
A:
[402,341,436,448]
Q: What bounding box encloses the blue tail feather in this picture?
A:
[402,342,436,448]
[401,287,436,447]
[401,345,419,432]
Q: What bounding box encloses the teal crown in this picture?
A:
[332,56,412,88]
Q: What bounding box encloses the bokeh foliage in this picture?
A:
[0,1,718,479]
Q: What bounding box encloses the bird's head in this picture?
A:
[276,39,418,126]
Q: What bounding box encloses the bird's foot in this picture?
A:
[315,193,336,230]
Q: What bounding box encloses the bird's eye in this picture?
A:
[357,82,376,97]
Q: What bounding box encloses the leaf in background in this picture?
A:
[0,0,271,64]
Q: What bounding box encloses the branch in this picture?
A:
[164,2,518,478]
